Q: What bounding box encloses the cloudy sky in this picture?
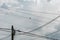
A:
[0,0,60,40]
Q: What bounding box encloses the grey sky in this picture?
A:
[0,0,60,40]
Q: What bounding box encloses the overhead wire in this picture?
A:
[0,28,59,40]
[16,30,59,40]
[0,7,60,40]
[8,8,60,31]
[29,15,60,32]
[5,9,60,33]
[0,1,60,40]
[0,30,10,32]
[0,28,11,32]
[0,28,11,30]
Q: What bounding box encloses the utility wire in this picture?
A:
[8,8,60,33]
[16,30,59,40]
[0,28,11,30]
[0,28,59,40]
[29,15,60,32]
[0,30,10,32]
[0,28,11,32]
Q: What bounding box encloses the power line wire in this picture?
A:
[16,30,59,40]
[0,30,10,32]
[0,27,59,40]
[0,28,11,32]
[29,15,60,32]
[0,28,11,30]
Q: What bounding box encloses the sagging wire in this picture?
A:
[29,15,60,32]
[16,30,59,40]
[0,27,59,40]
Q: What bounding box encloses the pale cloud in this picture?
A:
[0,0,60,40]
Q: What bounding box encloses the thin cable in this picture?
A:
[0,35,11,40]
[0,28,59,40]
[29,15,60,32]
[0,30,10,32]
[0,28,11,32]
[0,28,11,30]
[16,30,58,40]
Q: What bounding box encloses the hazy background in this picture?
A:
[0,0,60,40]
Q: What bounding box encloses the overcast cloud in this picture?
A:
[0,0,60,40]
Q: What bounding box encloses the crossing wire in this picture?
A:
[8,8,60,32]
[29,15,60,32]
[16,30,59,40]
[0,28,59,40]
